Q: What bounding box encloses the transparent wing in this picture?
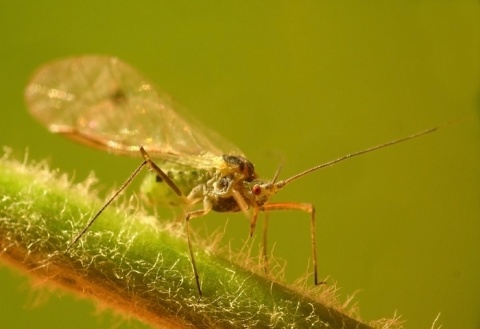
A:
[25,56,243,167]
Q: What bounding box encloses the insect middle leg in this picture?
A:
[185,208,214,297]
[140,147,207,295]
[258,202,323,286]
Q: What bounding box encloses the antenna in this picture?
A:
[282,117,469,186]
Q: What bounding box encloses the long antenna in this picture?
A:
[282,118,468,186]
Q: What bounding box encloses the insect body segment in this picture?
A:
[141,163,214,207]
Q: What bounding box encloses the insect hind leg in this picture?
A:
[67,159,148,249]
[140,146,183,198]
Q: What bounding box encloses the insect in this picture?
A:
[25,55,453,296]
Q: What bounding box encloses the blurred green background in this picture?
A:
[1,1,479,328]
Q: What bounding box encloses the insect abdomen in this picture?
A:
[140,168,211,207]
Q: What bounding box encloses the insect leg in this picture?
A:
[185,207,212,296]
[67,159,148,249]
[140,146,182,197]
[140,146,207,295]
[258,202,323,286]
[261,213,269,275]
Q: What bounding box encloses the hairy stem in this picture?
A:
[0,153,376,329]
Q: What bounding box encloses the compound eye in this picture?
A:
[252,185,262,195]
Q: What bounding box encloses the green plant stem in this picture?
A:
[0,154,375,329]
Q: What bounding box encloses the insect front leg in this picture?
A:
[248,208,269,275]
[261,213,269,275]
[258,202,323,286]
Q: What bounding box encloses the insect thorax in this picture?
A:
[208,155,258,213]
